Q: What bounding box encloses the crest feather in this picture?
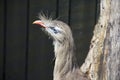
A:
[38,12,53,21]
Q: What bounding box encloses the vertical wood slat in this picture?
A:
[25,0,30,80]
[28,0,56,80]
[69,0,96,65]
[0,0,4,80]
[4,0,27,80]
[56,0,70,24]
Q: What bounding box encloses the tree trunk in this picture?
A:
[80,0,120,80]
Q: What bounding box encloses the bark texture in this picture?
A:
[80,0,120,80]
[102,0,120,80]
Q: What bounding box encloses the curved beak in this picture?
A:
[33,20,46,28]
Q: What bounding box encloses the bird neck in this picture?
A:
[53,37,78,80]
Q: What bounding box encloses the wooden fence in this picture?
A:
[0,0,97,80]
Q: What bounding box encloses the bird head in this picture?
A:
[33,15,73,43]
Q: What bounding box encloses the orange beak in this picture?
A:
[33,20,46,28]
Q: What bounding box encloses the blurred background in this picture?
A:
[0,0,98,80]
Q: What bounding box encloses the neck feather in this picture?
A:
[53,37,78,80]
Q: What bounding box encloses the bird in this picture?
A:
[33,14,89,80]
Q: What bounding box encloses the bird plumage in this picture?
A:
[33,14,89,80]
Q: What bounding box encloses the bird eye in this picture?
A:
[49,27,55,30]
[49,26,60,34]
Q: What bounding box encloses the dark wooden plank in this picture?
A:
[5,0,27,80]
[70,0,96,65]
[28,0,56,80]
[56,0,70,23]
[0,0,4,79]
